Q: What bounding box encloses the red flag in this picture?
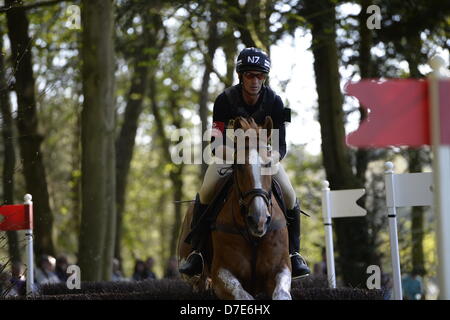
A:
[346,79,430,147]
[0,204,33,231]
[439,80,450,145]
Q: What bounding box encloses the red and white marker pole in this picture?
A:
[321,181,336,288]
[429,56,450,300]
[384,162,403,300]
[24,194,34,296]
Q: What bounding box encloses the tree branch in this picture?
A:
[185,13,228,85]
[0,0,78,13]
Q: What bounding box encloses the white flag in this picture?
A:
[330,189,366,218]
[385,172,433,207]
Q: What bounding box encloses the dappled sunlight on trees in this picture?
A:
[0,0,448,297]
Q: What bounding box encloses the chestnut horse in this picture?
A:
[178,116,291,300]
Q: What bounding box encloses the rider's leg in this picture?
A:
[273,163,311,279]
[179,161,230,277]
[178,193,209,277]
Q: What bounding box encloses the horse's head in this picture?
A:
[233,116,273,238]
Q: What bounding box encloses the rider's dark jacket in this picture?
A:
[211,84,288,160]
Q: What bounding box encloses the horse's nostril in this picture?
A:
[265,215,272,226]
[247,215,259,228]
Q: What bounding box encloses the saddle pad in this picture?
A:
[184,174,234,243]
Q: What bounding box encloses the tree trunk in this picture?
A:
[168,94,184,257]
[170,168,184,257]
[226,0,257,48]
[355,0,384,266]
[156,192,169,264]
[115,58,149,264]
[404,32,426,277]
[302,0,374,287]
[5,0,54,257]
[148,73,184,258]
[0,26,21,263]
[114,5,166,265]
[70,108,81,243]
[199,8,219,177]
[246,0,273,53]
[355,0,373,184]
[222,26,237,88]
[78,0,116,281]
[407,149,426,276]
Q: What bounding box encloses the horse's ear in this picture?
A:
[234,117,244,130]
[248,117,258,128]
[262,116,273,138]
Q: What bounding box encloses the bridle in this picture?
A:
[233,161,273,219]
[238,188,272,210]
[231,141,274,214]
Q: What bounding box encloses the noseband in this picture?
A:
[238,188,272,211]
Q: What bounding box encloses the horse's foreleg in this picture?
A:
[213,268,254,300]
[272,266,292,300]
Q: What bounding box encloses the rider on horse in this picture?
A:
[179,47,310,279]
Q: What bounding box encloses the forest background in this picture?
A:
[0,0,449,291]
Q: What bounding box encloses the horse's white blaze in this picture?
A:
[272,267,292,300]
[249,149,262,187]
[218,268,254,300]
[249,149,267,218]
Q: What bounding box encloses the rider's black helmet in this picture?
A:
[236,47,271,74]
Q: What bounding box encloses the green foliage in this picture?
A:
[284,144,325,266]
[0,0,448,290]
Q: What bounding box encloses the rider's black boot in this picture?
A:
[179,194,209,277]
[286,200,311,279]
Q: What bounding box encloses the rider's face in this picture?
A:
[241,71,267,96]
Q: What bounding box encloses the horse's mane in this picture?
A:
[235,117,262,131]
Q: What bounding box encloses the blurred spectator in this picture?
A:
[313,248,327,277]
[0,269,14,297]
[112,258,126,282]
[55,255,69,282]
[381,272,392,300]
[132,259,147,281]
[0,261,23,297]
[35,254,61,285]
[402,270,424,300]
[164,256,180,279]
[10,261,26,296]
[144,257,157,280]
